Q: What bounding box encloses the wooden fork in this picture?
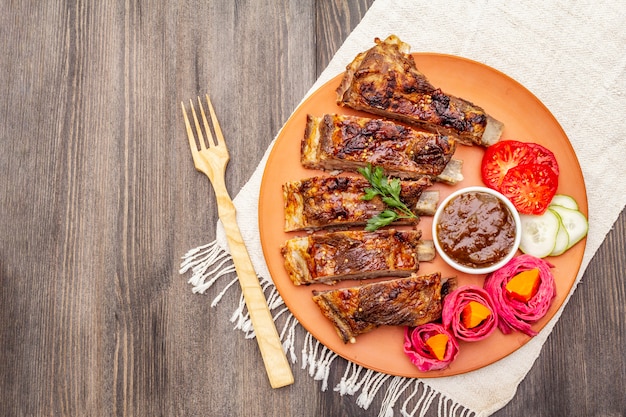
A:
[181,94,294,389]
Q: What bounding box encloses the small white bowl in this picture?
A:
[432,186,521,275]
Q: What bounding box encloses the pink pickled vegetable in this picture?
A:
[442,285,498,341]
[484,254,555,336]
[403,323,459,371]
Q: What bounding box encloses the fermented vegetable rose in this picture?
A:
[442,286,498,341]
[403,323,459,371]
[484,254,555,336]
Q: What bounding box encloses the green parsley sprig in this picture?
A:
[357,164,418,231]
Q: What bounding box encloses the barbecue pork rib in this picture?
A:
[302,114,461,182]
[312,272,452,343]
[336,35,503,147]
[282,175,438,232]
[281,229,435,285]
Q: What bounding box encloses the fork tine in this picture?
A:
[205,94,226,147]
[181,101,200,155]
[197,96,216,148]
[188,99,207,151]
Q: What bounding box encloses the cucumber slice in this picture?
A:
[549,205,588,250]
[519,210,560,258]
[548,208,570,256]
[549,194,579,210]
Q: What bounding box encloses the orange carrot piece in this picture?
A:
[505,268,541,302]
[425,333,449,360]
[461,301,492,328]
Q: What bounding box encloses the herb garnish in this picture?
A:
[358,164,418,231]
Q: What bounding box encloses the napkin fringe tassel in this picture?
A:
[180,242,476,417]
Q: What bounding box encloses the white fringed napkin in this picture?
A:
[180,1,626,415]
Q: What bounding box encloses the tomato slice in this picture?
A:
[499,163,558,215]
[481,140,559,190]
[524,143,560,176]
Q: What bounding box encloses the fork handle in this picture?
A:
[212,182,294,389]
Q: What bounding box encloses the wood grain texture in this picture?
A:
[0,1,623,416]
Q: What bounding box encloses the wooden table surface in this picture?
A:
[1,1,624,416]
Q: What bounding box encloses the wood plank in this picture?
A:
[0,0,624,416]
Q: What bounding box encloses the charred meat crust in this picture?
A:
[302,114,457,179]
[312,273,448,343]
[281,229,436,285]
[336,35,503,147]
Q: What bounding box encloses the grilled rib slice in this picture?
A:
[282,175,438,232]
[336,35,503,147]
[281,229,435,285]
[302,114,461,183]
[312,273,452,343]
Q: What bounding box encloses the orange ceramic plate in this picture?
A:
[258,53,587,377]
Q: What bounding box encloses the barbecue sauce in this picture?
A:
[436,191,516,268]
